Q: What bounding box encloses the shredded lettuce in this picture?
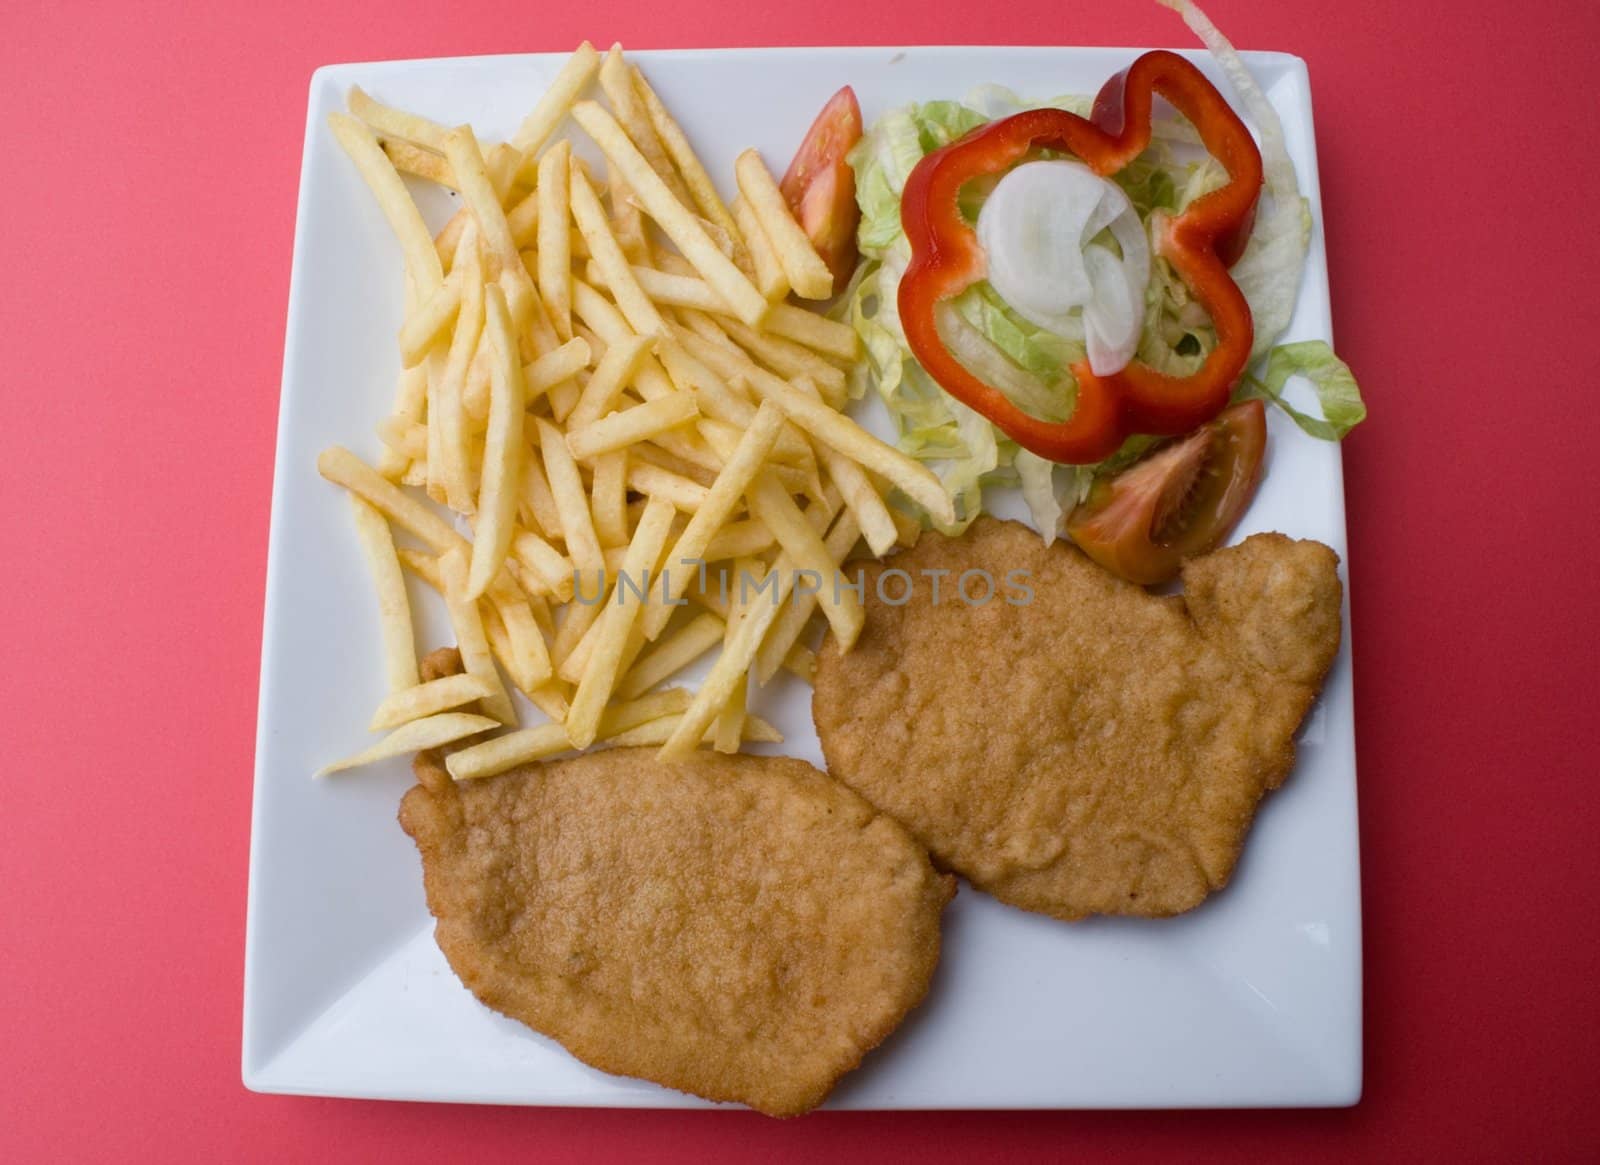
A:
[1162,0,1312,359]
[1236,341,1367,440]
[846,0,1364,540]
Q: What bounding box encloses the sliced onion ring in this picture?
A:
[975,160,1151,376]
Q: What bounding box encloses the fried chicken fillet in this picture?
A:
[399,747,954,1117]
[813,517,1343,921]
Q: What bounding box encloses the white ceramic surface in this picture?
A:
[246,45,1360,1109]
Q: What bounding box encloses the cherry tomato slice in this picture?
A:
[1065,400,1267,586]
[780,86,863,294]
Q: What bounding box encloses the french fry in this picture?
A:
[465,285,525,600]
[395,546,444,591]
[642,401,785,640]
[318,446,461,553]
[657,347,817,477]
[450,689,692,781]
[625,461,709,512]
[506,190,540,250]
[691,412,817,500]
[597,45,694,207]
[485,569,554,691]
[746,471,863,648]
[783,644,816,681]
[890,503,924,548]
[376,417,427,460]
[757,507,861,684]
[537,417,605,590]
[643,425,724,476]
[378,137,454,187]
[511,41,601,158]
[682,572,814,683]
[557,589,613,684]
[597,688,693,736]
[715,315,847,402]
[568,161,667,337]
[615,611,725,700]
[609,710,781,749]
[368,673,495,731]
[677,304,743,354]
[548,375,582,424]
[631,441,719,489]
[434,227,483,512]
[348,496,419,693]
[615,265,852,361]
[522,587,556,637]
[792,376,897,556]
[566,393,699,461]
[734,149,835,300]
[816,438,895,557]
[319,712,500,776]
[439,549,517,725]
[551,586,605,670]
[730,193,789,302]
[535,140,573,340]
[604,157,651,264]
[594,262,723,314]
[590,450,629,547]
[348,86,452,153]
[701,518,775,561]
[686,565,733,620]
[655,340,757,425]
[512,529,576,602]
[566,496,676,747]
[327,113,444,294]
[660,561,792,759]
[571,279,679,402]
[519,447,565,541]
[691,344,955,526]
[571,101,768,327]
[478,595,565,717]
[377,364,429,480]
[446,722,572,781]
[524,682,571,725]
[714,553,765,753]
[568,331,653,429]
[523,336,591,401]
[484,142,526,205]
[765,302,859,363]
[435,208,470,271]
[443,125,537,329]
[399,546,553,699]
[631,64,742,246]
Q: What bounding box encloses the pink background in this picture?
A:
[6,0,1599,1159]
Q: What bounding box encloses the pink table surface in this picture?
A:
[6,0,1599,1160]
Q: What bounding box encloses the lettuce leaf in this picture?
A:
[850,108,923,260]
[1161,0,1312,360]
[1236,341,1367,439]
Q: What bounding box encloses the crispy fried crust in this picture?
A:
[399,748,954,1117]
[813,517,1342,920]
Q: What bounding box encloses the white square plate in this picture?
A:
[246,45,1360,1109]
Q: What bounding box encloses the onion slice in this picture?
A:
[975,160,1150,375]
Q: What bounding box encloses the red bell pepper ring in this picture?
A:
[898,50,1264,464]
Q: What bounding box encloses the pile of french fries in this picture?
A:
[317,43,955,779]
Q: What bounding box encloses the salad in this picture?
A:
[782,0,1366,583]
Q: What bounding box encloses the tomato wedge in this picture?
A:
[780,86,863,295]
[1065,400,1267,586]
